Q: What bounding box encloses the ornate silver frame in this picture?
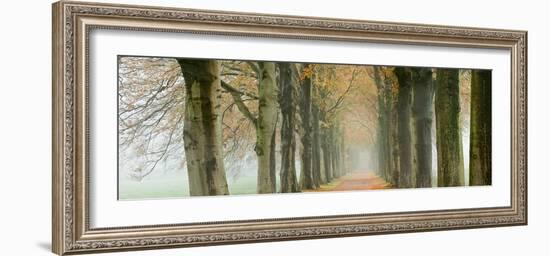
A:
[52,1,527,255]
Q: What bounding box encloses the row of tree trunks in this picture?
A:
[303,65,350,189]
[301,120,345,189]
[378,66,491,189]
[278,63,348,192]
[176,59,490,196]
[436,69,491,187]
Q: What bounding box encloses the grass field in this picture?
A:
[119,172,258,200]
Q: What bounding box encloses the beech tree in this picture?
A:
[435,69,464,187]
[311,83,324,187]
[177,59,230,195]
[411,68,434,188]
[298,64,316,190]
[278,62,300,192]
[254,62,278,193]
[469,70,492,185]
[394,67,413,188]
[373,66,390,181]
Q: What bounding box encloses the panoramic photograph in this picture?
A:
[117,56,492,200]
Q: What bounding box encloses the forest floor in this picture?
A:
[305,171,392,192]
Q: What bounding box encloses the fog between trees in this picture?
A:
[118,57,491,199]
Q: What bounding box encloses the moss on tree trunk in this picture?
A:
[469,70,492,185]
[435,69,464,187]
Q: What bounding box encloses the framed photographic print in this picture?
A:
[52,1,527,255]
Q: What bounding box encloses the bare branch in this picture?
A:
[134,115,183,180]
[221,80,258,125]
[220,80,259,100]
[326,68,358,113]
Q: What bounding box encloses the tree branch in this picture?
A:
[221,80,258,125]
[220,80,259,100]
[326,68,358,113]
[134,115,183,180]
[246,61,260,76]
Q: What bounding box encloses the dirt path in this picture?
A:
[332,172,391,191]
[305,171,391,192]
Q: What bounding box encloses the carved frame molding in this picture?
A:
[52,1,527,255]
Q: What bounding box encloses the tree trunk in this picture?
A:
[394,68,413,188]
[269,117,277,192]
[411,68,435,188]
[278,63,300,192]
[374,67,399,186]
[389,99,400,186]
[331,124,343,178]
[435,69,465,187]
[469,70,492,185]
[311,86,323,187]
[373,67,390,181]
[177,59,229,196]
[340,128,347,175]
[321,126,333,183]
[256,62,278,193]
[319,147,327,183]
[299,65,315,189]
[376,118,389,181]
